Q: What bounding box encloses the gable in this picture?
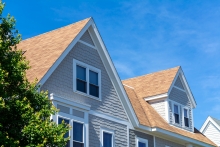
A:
[80,30,95,46]
[174,76,185,90]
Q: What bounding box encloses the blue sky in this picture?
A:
[4,0,220,129]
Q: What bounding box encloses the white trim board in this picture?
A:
[200,116,220,133]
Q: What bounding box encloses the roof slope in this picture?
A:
[123,68,216,146]
[211,117,220,126]
[123,66,180,98]
[17,18,91,82]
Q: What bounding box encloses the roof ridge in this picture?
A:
[123,84,134,89]
[21,17,91,42]
[122,66,180,82]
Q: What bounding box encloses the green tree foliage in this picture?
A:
[0,2,70,147]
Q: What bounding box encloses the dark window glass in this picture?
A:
[174,105,179,124]
[73,122,83,142]
[77,65,87,93]
[77,65,86,81]
[89,70,99,97]
[138,142,146,147]
[89,70,98,85]
[58,117,70,147]
[184,109,189,127]
[103,132,112,147]
[174,105,178,114]
[89,84,99,97]
[73,141,84,147]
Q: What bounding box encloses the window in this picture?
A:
[174,104,180,124]
[136,137,148,147]
[101,128,114,147]
[73,121,84,147]
[73,59,101,99]
[58,117,70,147]
[183,108,189,127]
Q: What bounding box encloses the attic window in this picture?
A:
[174,104,180,124]
[73,59,101,100]
[184,108,189,127]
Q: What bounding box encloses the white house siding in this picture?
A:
[41,41,128,121]
[169,87,193,131]
[155,137,185,147]
[203,122,220,146]
[89,115,127,147]
[149,100,166,121]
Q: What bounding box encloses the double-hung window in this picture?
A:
[183,108,189,127]
[101,128,114,147]
[174,104,180,124]
[136,137,148,147]
[58,117,70,147]
[74,59,101,99]
[73,121,84,147]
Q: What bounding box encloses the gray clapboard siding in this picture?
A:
[80,30,95,46]
[174,76,185,90]
[89,115,127,147]
[41,40,128,121]
[149,100,166,120]
[203,122,220,146]
[155,137,185,147]
[129,129,154,147]
[169,87,193,131]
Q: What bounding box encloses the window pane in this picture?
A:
[73,141,84,147]
[58,117,69,138]
[103,132,112,147]
[138,142,146,147]
[184,109,188,117]
[174,114,179,124]
[77,65,86,81]
[174,105,178,114]
[73,122,83,142]
[184,117,189,127]
[89,70,98,85]
[89,84,99,97]
[65,141,70,147]
[77,79,87,93]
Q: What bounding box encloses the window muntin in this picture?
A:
[73,121,84,147]
[174,104,180,124]
[103,132,113,147]
[58,117,70,147]
[74,59,101,99]
[184,108,189,127]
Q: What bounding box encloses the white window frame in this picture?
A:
[54,102,89,147]
[182,107,189,128]
[73,59,101,101]
[100,128,115,147]
[173,103,180,125]
[136,137,148,147]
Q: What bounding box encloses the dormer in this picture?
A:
[123,66,197,132]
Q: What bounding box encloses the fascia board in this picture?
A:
[88,18,139,127]
[144,93,168,101]
[152,127,215,147]
[38,18,93,87]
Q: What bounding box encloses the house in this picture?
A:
[18,17,217,147]
[200,116,220,147]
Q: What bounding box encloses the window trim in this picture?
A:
[100,128,115,147]
[73,59,101,100]
[173,103,180,125]
[136,137,148,147]
[54,101,89,147]
[182,107,189,128]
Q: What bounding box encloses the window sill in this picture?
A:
[74,90,101,101]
